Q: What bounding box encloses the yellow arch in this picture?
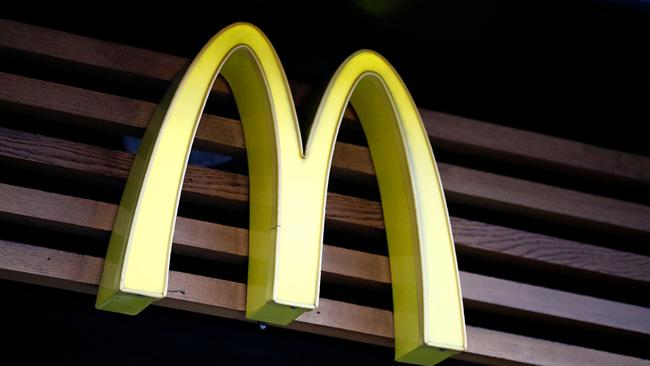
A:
[96,23,465,364]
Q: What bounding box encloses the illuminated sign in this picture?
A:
[96,23,465,364]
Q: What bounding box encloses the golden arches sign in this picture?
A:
[96,23,466,365]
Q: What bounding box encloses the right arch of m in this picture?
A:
[95,22,466,365]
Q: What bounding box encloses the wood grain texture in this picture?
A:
[0,239,647,366]
[1,182,648,336]
[1,74,649,237]
[448,217,650,284]
[2,18,649,187]
[1,127,648,283]
[2,181,648,288]
[2,124,649,280]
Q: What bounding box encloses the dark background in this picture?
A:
[2,280,424,365]
[4,0,650,155]
[1,1,649,364]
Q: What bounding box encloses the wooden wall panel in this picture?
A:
[2,128,648,284]
[0,18,648,365]
[0,240,647,366]
[2,73,649,237]
[2,18,649,187]
[1,182,647,336]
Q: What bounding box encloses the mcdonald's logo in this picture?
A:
[95,23,466,365]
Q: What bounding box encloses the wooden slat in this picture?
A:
[1,182,648,337]
[1,127,648,283]
[1,18,649,188]
[419,109,650,187]
[448,217,650,284]
[458,272,649,336]
[0,126,638,273]
[0,239,647,366]
[2,179,648,287]
[1,75,649,238]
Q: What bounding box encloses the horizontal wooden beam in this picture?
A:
[2,126,649,284]
[1,75,649,238]
[0,239,646,366]
[1,126,648,283]
[1,182,648,337]
[1,18,648,188]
